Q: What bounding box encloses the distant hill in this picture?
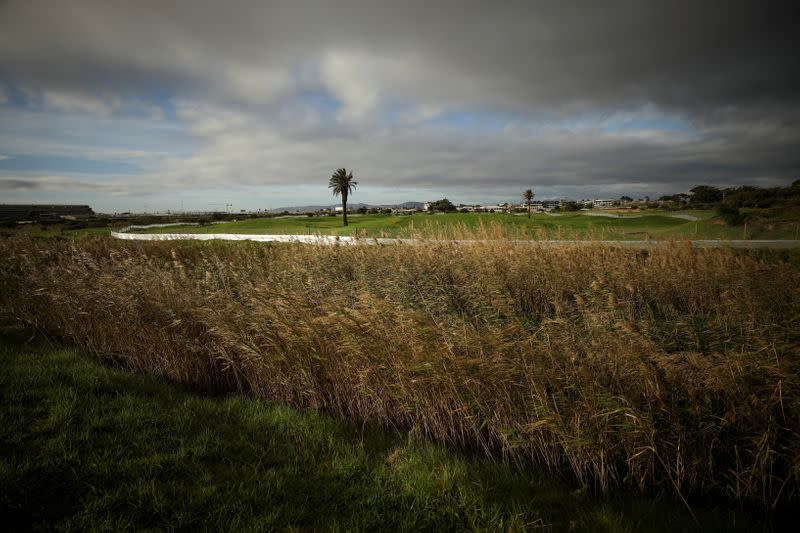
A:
[267,205,333,213]
[388,201,425,209]
[267,201,424,213]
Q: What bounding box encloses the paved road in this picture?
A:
[112,230,800,249]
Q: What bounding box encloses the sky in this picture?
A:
[0,0,798,212]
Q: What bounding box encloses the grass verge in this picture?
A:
[0,328,769,531]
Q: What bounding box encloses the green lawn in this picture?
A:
[0,328,767,532]
[129,212,687,239]
[132,210,800,240]
[4,208,798,241]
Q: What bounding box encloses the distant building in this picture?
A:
[593,199,614,208]
[530,199,561,210]
[0,204,94,221]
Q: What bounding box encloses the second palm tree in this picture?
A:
[329,168,358,226]
[523,188,534,218]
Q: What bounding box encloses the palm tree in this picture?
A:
[329,168,358,226]
[523,188,534,218]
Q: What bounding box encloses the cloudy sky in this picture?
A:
[0,1,797,212]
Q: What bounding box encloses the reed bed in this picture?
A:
[1,229,798,508]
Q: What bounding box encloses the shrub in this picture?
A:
[716,204,746,226]
[1,234,798,508]
[427,199,457,212]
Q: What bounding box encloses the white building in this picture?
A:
[593,199,615,208]
[531,199,561,210]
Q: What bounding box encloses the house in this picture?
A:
[593,199,615,209]
[530,199,561,210]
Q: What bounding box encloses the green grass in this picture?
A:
[133,210,800,240]
[0,329,767,532]
[131,212,691,239]
[133,212,690,239]
[4,208,796,241]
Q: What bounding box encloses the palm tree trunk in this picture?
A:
[342,194,348,226]
[527,202,531,218]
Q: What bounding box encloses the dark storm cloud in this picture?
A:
[0,176,133,192]
[0,0,798,195]
[2,1,796,115]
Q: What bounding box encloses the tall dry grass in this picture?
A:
[1,230,798,508]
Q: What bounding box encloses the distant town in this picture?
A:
[3,180,798,222]
[251,197,634,216]
[0,196,660,221]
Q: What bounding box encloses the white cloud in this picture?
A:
[40,89,169,120]
[43,90,115,116]
[222,64,292,105]
[319,51,382,123]
[399,104,443,125]
[0,105,185,166]
[319,50,454,125]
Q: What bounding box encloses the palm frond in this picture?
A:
[328,168,358,197]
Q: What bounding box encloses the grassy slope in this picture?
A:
[0,330,762,532]
[134,210,800,240]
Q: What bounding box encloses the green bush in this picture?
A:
[716,204,746,226]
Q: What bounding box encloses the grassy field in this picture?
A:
[2,235,798,517]
[130,210,800,240]
[2,207,798,241]
[2,328,766,531]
